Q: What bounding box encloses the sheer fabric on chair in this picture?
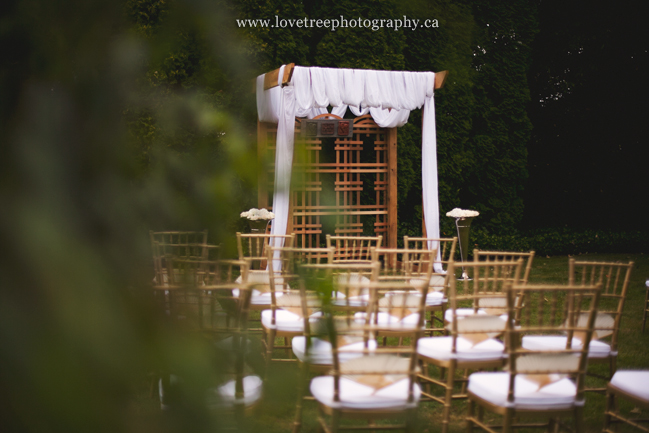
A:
[466,282,602,433]
[326,234,382,263]
[309,278,427,433]
[417,260,521,433]
[604,370,649,433]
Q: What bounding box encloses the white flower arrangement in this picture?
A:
[240,208,275,221]
[446,208,479,218]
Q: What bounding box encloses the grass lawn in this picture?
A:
[135,253,649,432]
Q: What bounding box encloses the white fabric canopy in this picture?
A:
[256,66,441,270]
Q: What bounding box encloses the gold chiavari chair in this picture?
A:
[604,370,649,433]
[150,229,212,286]
[151,242,221,321]
[308,278,428,433]
[417,260,522,433]
[157,258,263,416]
[291,262,381,433]
[403,236,458,275]
[326,234,382,263]
[259,246,334,376]
[370,246,439,341]
[466,282,601,433]
[441,249,524,324]
[236,232,295,270]
[523,259,633,393]
[473,250,535,325]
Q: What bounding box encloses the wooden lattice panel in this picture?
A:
[258,114,397,249]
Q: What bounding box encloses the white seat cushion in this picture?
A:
[354,312,423,329]
[610,371,649,402]
[233,288,284,305]
[310,376,420,410]
[292,336,378,365]
[425,291,446,306]
[206,375,263,408]
[261,309,322,332]
[332,293,371,307]
[418,336,505,361]
[444,308,487,322]
[468,372,579,410]
[522,335,611,358]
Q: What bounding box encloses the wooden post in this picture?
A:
[387,127,398,249]
[257,120,268,209]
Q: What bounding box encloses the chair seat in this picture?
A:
[444,308,487,323]
[609,371,649,402]
[261,309,322,332]
[310,376,421,410]
[425,291,446,306]
[292,336,378,365]
[522,335,612,358]
[418,336,505,362]
[206,375,263,409]
[468,372,579,410]
[354,312,423,329]
[233,288,284,305]
[332,293,370,307]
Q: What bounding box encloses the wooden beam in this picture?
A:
[386,127,398,249]
[257,120,269,209]
[434,70,448,90]
[263,63,295,90]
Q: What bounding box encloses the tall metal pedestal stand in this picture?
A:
[454,216,475,280]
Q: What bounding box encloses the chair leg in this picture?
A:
[292,362,308,433]
[604,390,615,433]
[466,398,475,433]
[406,408,417,433]
[331,409,340,433]
[264,328,276,380]
[441,362,456,433]
[503,408,513,433]
[574,405,584,433]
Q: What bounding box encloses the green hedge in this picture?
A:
[467,228,649,256]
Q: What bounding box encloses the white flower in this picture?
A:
[446,208,479,218]
[240,208,275,221]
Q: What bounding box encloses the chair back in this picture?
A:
[371,247,438,285]
[152,242,220,287]
[569,259,633,352]
[150,230,208,250]
[505,282,602,405]
[326,235,382,263]
[404,236,457,273]
[236,232,295,269]
[451,258,524,318]
[474,250,535,285]
[326,278,427,404]
[445,261,523,354]
[162,258,251,331]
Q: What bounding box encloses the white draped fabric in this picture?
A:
[256,66,441,267]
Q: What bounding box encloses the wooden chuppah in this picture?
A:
[257,64,448,249]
